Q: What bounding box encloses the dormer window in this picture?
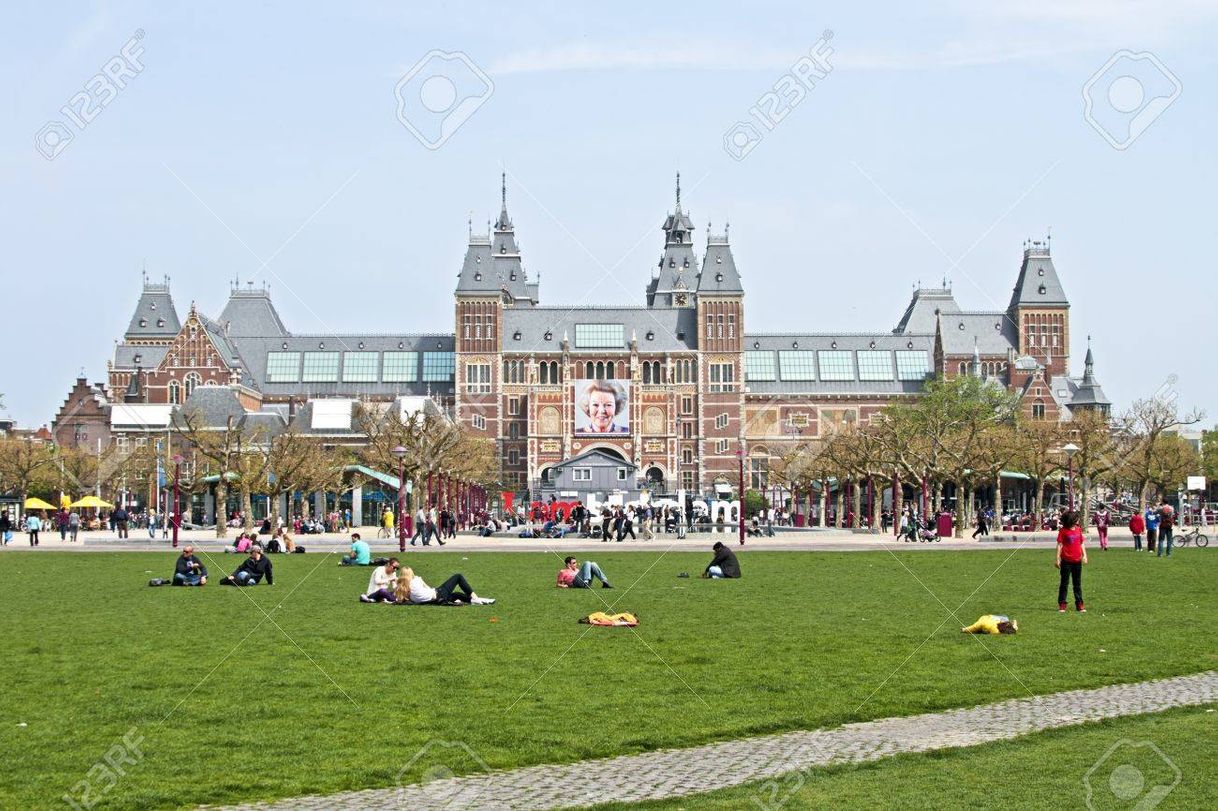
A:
[474,272,482,281]
[543,331,553,341]
[149,302,156,310]
[716,272,723,282]
[133,354,142,364]
[139,319,147,327]
[669,258,675,268]
[156,319,165,328]
[717,256,723,264]
[683,257,689,268]
[646,331,655,341]
[1038,284,1047,295]
[1038,268,1045,276]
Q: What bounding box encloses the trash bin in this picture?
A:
[936,512,953,538]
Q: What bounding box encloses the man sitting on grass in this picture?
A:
[360,557,400,602]
[341,533,372,566]
[556,556,613,589]
[173,546,208,586]
[703,541,741,579]
[220,548,273,586]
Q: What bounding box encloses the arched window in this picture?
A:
[585,362,594,378]
[551,362,560,383]
[540,362,550,384]
[643,363,652,384]
[168,380,181,405]
[184,372,201,399]
[605,363,614,380]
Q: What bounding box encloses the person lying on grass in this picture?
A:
[395,567,495,605]
[223,533,253,555]
[173,546,208,586]
[556,556,613,589]
[219,548,273,586]
[961,615,1018,634]
[341,533,372,566]
[702,541,741,579]
[360,558,400,603]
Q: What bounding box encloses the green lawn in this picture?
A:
[0,547,1214,809]
[609,705,1218,810]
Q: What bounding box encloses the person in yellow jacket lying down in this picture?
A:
[961,615,1018,634]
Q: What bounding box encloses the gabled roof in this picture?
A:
[552,448,637,472]
[176,386,247,427]
[124,278,181,341]
[113,344,169,370]
[1008,243,1068,311]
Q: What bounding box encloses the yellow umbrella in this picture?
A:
[23,497,57,510]
[69,495,114,509]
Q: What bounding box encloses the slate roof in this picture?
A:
[551,448,637,473]
[1008,243,1068,311]
[936,312,1019,356]
[175,387,247,428]
[218,288,288,337]
[697,235,744,294]
[113,344,169,369]
[742,332,935,396]
[1069,345,1111,410]
[124,281,181,341]
[227,333,455,398]
[894,287,960,334]
[502,307,699,353]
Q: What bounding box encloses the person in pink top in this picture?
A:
[1094,506,1111,550]
[1055,510,1088,613]
[556,557,613,589]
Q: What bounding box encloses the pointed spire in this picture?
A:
[501,170,507,208]
[675,171,681,211]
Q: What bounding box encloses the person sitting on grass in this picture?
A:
[173,546,208,586]
[219,548,273,586]
[556,556,613,589]
[961,614,1018,634]
[396,567,494,605]
[703,541,741,579]
[360,558,400,603]
[224,533,253,555]
[341,533,371,566]
[1055,509,1087,613]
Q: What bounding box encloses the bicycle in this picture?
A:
[1174,526,1209,548]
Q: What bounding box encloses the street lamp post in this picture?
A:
[1063,443,1080,511]
[737,446,746,546]
[172,454,183,548]
[393,446,407,553]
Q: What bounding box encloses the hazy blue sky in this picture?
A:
[2,1,1215,427]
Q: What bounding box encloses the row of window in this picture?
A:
[743,350,930,382]
[264,351,454,384]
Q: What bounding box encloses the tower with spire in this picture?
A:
[646,173,700,308]
[1069,338,1111,416]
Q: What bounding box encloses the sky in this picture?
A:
[2,1,1216,428]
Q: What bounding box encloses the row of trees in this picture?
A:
[172,401,496,537]
[773,376,1203,537]
[0,400,497,538]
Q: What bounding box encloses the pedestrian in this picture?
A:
[1157,501,1175,557]
[68,510,80,542]
[113,504,129,539]
[412,506,426,546]
[1144,506,1159,555]
[27,513,42,546]
[0,510,12,545]
[971,510,989,539]
[1094,505,1110,550]
[148,512,157,539]
[57,508,70,540]
[1128,510,1145,552]
[1055,509,1087,613]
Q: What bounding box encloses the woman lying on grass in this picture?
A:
[394,567,496,605]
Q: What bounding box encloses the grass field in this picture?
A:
[610,705,1218,810]
[0,546,1214,809]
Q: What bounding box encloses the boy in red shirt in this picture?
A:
[1055,510,1088,613]
[1128,511,1145,551]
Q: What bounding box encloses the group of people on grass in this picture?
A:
[358,558,494,605]
[1126,501,1178,556]
[170,544,273,587]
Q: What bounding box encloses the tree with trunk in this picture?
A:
[0,437,59,506]
[1114,397,1204,509]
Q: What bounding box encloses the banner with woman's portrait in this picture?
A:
[574,379,630,435]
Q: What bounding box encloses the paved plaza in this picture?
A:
[0,526,1161,554]
[207,671,1218,810]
